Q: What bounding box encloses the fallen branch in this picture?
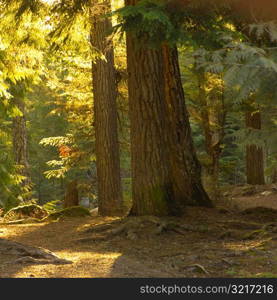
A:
[0,238,72,265]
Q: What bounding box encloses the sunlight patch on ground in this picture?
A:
[11,251,122,278]
[0,223,46,238]
[0,227,9,236]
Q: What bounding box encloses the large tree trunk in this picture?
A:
[12,97,32,194]
[126,29,175,216]
[245,109,265,185]
[125,1,212,216]
[161,45,213,207]
[90,1,123,216]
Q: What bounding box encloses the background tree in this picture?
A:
[90,0,123,216]
[245,105,265,185]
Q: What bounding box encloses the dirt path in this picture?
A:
[1,187,277,278]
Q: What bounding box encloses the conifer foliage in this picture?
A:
[0,0,276,215]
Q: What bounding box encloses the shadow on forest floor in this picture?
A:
[1,185,277,278]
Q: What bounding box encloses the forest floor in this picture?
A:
[1,184,277,278]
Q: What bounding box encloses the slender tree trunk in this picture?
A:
[272,167,277,183]
[196,70,225,201]
[90,1,123,216]
[161,45,212,207]
[12,97,32,194]
[245,109,265,185]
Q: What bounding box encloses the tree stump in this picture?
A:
[64,180,79,208]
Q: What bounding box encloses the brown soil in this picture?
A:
[0,185,277,278]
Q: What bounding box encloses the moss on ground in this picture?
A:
[42,206,91,221]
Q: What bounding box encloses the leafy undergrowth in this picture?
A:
[0,187,277,278]
[3,204,48,222]
[1,205,91,224]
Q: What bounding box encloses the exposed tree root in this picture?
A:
[0,218,42,225]
[186,264,210,275]
[76,216,211,243]
[0,238,72,265]
[84,220,122,233]
[242,229,269,240]
[218,222,277,240]
[217,220,262,230]
[79,216,277,243]
[241,222,277,240]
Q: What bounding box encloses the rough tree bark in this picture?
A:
[12,97,32,194]
[126,28,174,216]
[161,45,213,207]
[125,0,212,215]
[90,0,123,216]
[245,109,265,185]
[64,180,79,208]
